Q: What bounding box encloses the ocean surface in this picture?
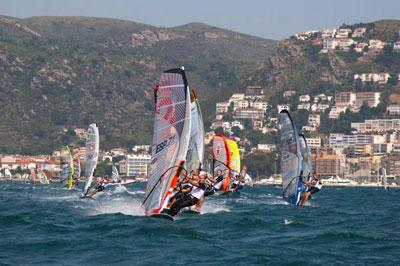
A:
[0,181,399,266]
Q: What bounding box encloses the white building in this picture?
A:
[231,120,244,130]
[302,125,316,132]
[216,102,230,113]
[322,38,338,51]
[321,28,337,39]
[329,134,372,148]
[283,91,296,97]
[233,99,249,110]
[229,93,245,103]
[352,27,366,38]
[387,105,400,115]
[369,39,385,50]
[126,153,151,177]
[352,119,400,133]
[336,28,352,38]
[311,103,329,112]
[338,38,355,50]
[354,73,390,84]
[257,144,277,152]
[251,100,268,110]
[234,108,265,120]
[299,94,311,102]
[277,104,290,113]
[298,103,311,111]
[394,41,400,50]
[355,42,368,53]
[306,138,322,148]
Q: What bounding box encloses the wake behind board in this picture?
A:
[151,213,175,221]
[180,207,201,215]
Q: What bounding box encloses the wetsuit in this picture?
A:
[307,179,322,194]
[168,183,206,216]
[213,175,224,191]
[95,180,107,192]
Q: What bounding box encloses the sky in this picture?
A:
[1,0,400,40]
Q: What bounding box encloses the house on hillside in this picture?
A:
[338,38,355,51]
[216,102,230,113]
[308,114,321,127]
[394,41,400,50]
[336,28,352,38]
[369,39,385,50]
[387,105,400,115]
[352,27,366,38]
[298,103,311,111]
[299,94,311,102]
[245,86,263,99]
[277,104,290,113]
[283,90,296,97]
[354,73,390,84]
[321,28,337,39]
[355,42,368,52]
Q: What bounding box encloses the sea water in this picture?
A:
[0,181,399,265]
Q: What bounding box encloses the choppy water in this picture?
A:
[0,181,399,265]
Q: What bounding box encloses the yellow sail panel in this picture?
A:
[226,139,240,173]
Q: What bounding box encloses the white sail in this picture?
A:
[185,89,205,173]
[112,164,120,182]
[82,123,99,195]
[5,168,12,179]
[143,67,191,215]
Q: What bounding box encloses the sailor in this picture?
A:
[194,171,210,210]
[211,169,225,191]
[300,173,322,205]
[167,172,207,216]
[230,174,244,192]
[89,177,108,197]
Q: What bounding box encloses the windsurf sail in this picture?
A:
[143,67,191,215]
[212,135,231,191]
[112,164,120,182]
[185,89,205,173]
[37,168,50,184]
[279,110,303,205]
[299,134,312,181]
[60,146,74,188]
[4,168,12,179]
[226,138,240,174]
[82,123,99,196]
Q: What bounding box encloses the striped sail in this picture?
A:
[279,110,303,205]
[83,123,99,196]
[37,169,50,184]
[143,68,191,215]
[60,146,75,189]
[212,135,231,191]
[185,89,205,173]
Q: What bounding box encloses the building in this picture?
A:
[216,102,230,113]
[387,105,400,115]
[355,42,368,53]
[355,92,380,108]
[277,104,290,113]
[337,38,355,50]
[385,155,400,176]
[394,41,400,50]
[126,153,151,177]
[118,160,127,175]
[234,108,265,120]
[132,145,150,153]
[311,103,329,112]
[245,86,263,98]
[312,152,339,177]
[308,114,321,127]
[322,38,338,51]
[257,144,277,153]
[352,119,400,133]
[354,73,390,84]
[306,138,322,148]
[335,92,356,107]
[283,91,296,97]
[233,99,249,110]
[298,103,311,111]
[251,100,268,110]
[352,27,366,38]
[329,134,372,148]
[336,28,352,38]
[302,125,316,132]
[369,39,385,50]
[229,93,245,103]
[299,94,311,102]
[321,28,336,39]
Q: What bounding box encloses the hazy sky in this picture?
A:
[1,0,399,39]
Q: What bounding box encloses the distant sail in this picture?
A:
[382,167,387,190]
[112,164,120,182]
[4,168,12,179]
[82,123,99,196]
[60,146,74,188]
[143,68,191,215]
[212,135,231,191]
[185,89,205,173]
[279,110,303,205]
[37,168,50,185]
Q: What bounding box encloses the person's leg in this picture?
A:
[168,195,194,216]
[195,196,205,210]
[301,191,310,205]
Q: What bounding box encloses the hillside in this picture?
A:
[0,15,277,154]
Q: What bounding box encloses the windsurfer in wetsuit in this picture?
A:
[166,171,196,209]
[210,169,225,191]
[89,177,108,197]
[230,174,244,192]
[300,173,322,205]
[166,173,207,216]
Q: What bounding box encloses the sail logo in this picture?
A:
[155,136,175,154]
